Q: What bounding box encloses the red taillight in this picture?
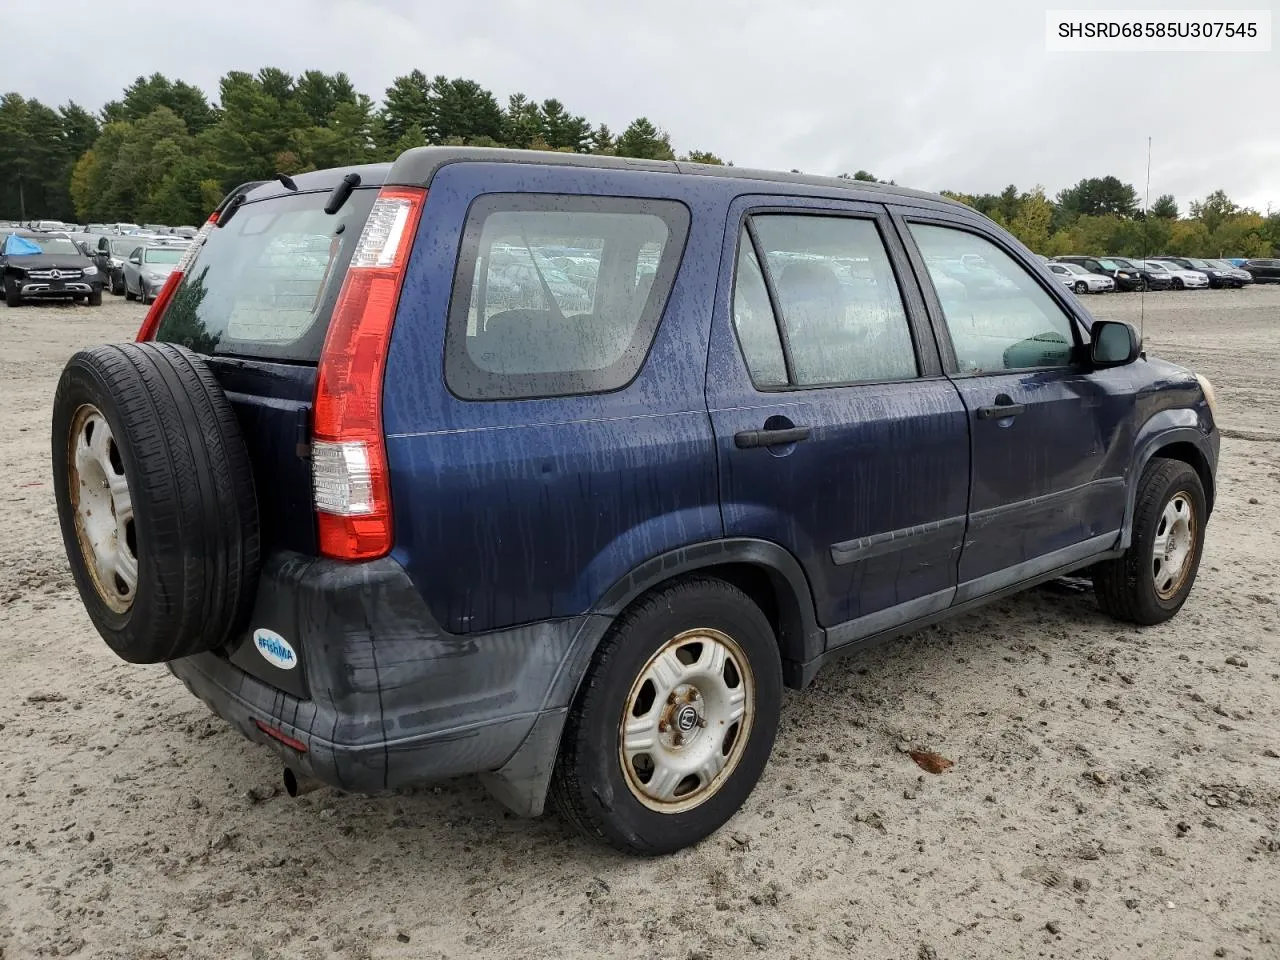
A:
[136,212,218,342]
[135,272,180,341]
[312,186,425,561]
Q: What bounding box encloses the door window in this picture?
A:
[909,224,1078,373]
[731,215,918,387]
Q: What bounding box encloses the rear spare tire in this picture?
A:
[51,342,260,663]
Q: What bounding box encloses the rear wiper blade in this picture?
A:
[216,193,248,228]
[324,173,361,215]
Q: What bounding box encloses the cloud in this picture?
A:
[11,0,1279,210]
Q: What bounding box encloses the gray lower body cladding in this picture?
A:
[168,552,607,814]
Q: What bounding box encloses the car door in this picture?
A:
[893,210,1130,601]
[125,247,142,293]
[706,196,971,646]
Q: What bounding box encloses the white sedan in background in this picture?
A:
[1048,262,1115,294]
[1137,260,1209,289]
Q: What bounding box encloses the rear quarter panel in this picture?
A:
[381,163,729,633]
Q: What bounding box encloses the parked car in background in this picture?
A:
[1225,258,1249,268]
[1,230,104,306]
[32,219,68,232]
[1048,261,1114,294]
[122,243,184,304]
[1052,255,1147,291]
[171,225,198,238]
[1204,259,1253,285]
[94,236,143,295]
[1242,258,1280,284]
[1107,257,1173,291]
[1151,257,1239,288]
[1138,260,1208,289]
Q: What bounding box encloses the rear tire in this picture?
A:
[51,343,261,664]
[550,578,782,855]
[1094,458,1206,625]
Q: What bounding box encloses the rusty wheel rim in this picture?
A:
[68,404,137,613]
[618,627,755,814]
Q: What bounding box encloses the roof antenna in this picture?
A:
[1140,135,1151,340]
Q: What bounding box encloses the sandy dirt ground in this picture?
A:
[1,287,1278,960]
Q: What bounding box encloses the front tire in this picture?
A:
[1074,280,1088,294]
[88,289,103,306]
[1094,458,1206,625]
[5,279,20,307]
[1172,277,1184,290]
[550,578,782,855]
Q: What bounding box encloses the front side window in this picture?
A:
[735,214,917,387]
[446,195,689,400]
[910,223,1078,373]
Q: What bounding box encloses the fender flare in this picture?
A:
[1120,415,1217,550]
[594,536,825,676]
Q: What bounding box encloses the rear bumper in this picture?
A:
[169,552,608,813]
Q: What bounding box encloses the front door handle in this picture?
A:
[976,393,1026,420]
[734,426,811,448]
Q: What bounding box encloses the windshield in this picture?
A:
[109,240,135,256]
[1185,258,1213,269]
[156,188,378,360]
[144,247,182,264]
[1097,258,1122,270]
[1144,262,1169,272]
[22,236,80,256]
[1206,260,1232,270]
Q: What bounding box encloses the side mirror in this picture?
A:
[129,256,141,265]
[1091,319,1142,368]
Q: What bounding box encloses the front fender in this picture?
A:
[1120,408,1219,549]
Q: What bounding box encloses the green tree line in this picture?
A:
[940,176,1279,259]
[0,69,721,225]
[1,70,1276,258]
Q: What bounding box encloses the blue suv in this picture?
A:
[52,148,1220,854]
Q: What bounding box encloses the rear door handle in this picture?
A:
[734,426,811,448]
[977,401,1026,420]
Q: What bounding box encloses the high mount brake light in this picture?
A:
[135,213,218,342]
[312,186,425,561]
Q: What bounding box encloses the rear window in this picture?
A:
[445,194,689,400]
[156,188,377,360]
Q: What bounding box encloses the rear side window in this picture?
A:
[732,214,918,387]
[445,195,689,400]
[156,189,377,360]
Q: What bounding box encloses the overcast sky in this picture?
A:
[6,0,1278,211]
